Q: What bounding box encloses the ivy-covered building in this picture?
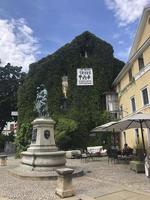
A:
[16,31,124,153]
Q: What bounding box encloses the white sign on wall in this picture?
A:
[11,111,18,116]
[77,68,93,86]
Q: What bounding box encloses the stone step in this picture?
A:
[65,194,95,200]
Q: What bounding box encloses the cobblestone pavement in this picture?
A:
[0,156,150,199]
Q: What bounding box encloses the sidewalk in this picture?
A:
[65,190,150,200]
[95,190,150,200]
[0,156,150,200]
[0,198,10,200]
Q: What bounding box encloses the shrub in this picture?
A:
[15,122,32,157]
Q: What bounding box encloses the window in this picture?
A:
[134,129,139,145]
[147,129,150,146]
[110,112,118,120]
[119,105,123,118]
[148,17,150,25]
[128,69,132,82]
[138,54,144,70]
[80,49,88,58]
[120,105,123,112]
[141,87,149,106]
[118,82,121,92]
[131,97,136,112]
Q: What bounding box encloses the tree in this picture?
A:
[0,63,26,133]
[55,117,78,150]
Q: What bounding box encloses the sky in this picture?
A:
[0,0,150,71]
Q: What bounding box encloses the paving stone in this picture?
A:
[0,198,10,200]
[129,196,150,200]
[65,194,94,200]
[96,190,150,200]
[115,190,140,198]
[0,156,150,200]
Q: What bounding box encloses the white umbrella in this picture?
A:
[105,113,150,155]
[91,121,121,146]
[91,121,117,132]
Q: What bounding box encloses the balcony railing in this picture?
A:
[134,62,150,81]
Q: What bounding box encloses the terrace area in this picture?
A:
[0,156,150,200]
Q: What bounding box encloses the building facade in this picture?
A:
[112,6,150,149]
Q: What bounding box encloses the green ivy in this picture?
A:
[15,122,32,157]
[55,117,78,150]
[17,31,124,153]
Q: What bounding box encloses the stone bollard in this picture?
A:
[0,155,7,166]
[55,168,75,198]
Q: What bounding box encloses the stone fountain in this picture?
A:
[11,84,83,179]
[21,117,66,172]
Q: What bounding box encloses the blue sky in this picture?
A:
[0,0,149,71]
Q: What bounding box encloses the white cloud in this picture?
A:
[105,0,150,26]
[0,18,39,71]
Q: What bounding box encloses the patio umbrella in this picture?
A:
[91,121,117,132]
[91,121,120,145]
[104,113,150,155]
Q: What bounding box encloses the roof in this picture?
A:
[129,5,150,59]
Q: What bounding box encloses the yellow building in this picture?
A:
[113,6,150,150]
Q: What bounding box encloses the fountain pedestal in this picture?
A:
[21,117,66,172]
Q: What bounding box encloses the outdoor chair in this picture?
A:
[86,146,103,161]
[117,148,134,164]
[107,148,118,164]
[80,150,101,162]
[88,151,101,161]
[80,153,88,162]
[122,148,133,156]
